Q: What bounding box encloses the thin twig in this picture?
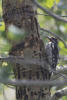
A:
[50,87,67,100]
[51,66,67,80]
[32,0,67,23]
[56,67,67,75]
[6,85,15,89]
[50,68,67,80]
[37,13,67,17]
[40,28,67,48]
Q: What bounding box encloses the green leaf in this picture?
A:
[38,0,60,8]
[0,22,5,31]
[63,96,67,100]
[0,38,11,54]
[59,42,67,55]
[45,0,55,8]
[56,0,60,3]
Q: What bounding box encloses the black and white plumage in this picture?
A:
[45,37,59,71]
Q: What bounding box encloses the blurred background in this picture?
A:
[0,0,67,100]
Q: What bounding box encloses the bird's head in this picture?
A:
[47,36,58,44]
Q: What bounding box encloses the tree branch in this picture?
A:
[0,55,67,79]
[32,0,67,23]
[0,55,50,70]
[0,56,67,87]
[0,78,67,87]
[40,28,67,48]
[0,55,44,66]
[50,87,67,100]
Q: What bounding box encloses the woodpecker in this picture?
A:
[45,36,59,71]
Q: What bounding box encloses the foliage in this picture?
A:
[0,0,67,100]
[63,96,67,100]
[38,0,60,8]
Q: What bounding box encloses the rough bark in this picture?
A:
[2,0,51,100]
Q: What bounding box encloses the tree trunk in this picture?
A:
[2,0,51,100]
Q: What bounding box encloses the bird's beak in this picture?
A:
[47,36,51,41]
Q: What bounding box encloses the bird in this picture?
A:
[45,36,59,73]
